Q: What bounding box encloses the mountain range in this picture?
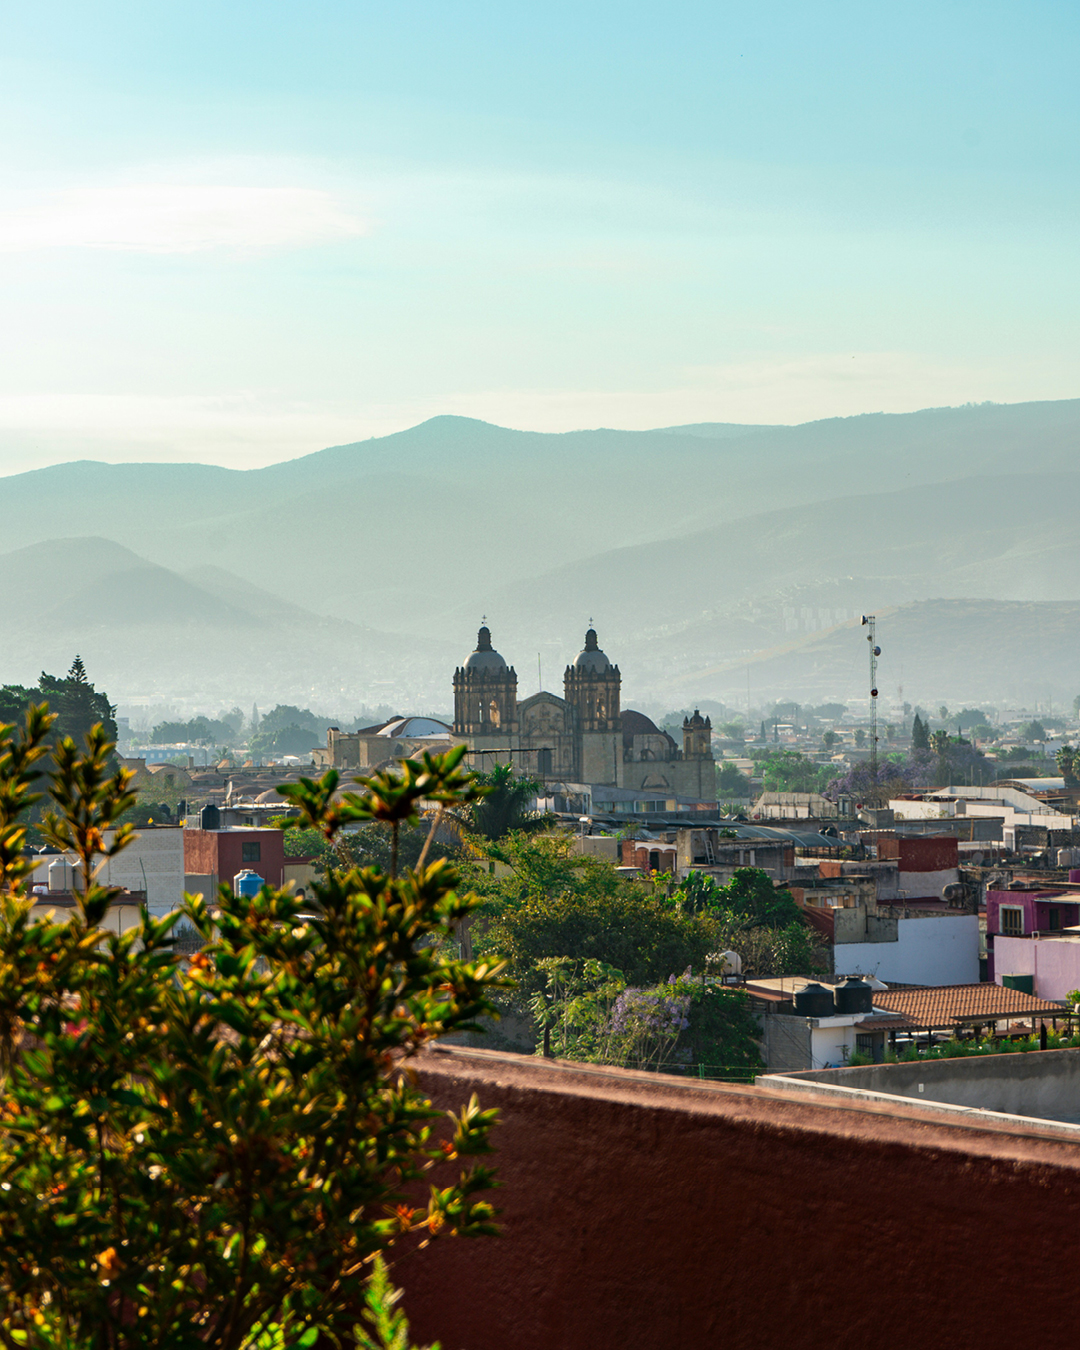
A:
[1,398,1078,715]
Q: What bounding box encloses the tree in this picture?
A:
[759,750,832,794]
[469,834,717,997]
[2,660,117,772]
[854,729,866,747]
[526,959,762,1078]
[1019,719,1047,743]
[464,763,544,839]
[1057,745,1078,785]
[911,713,930,751]
[0,714,504,1347]
[251,724,322,758]
[931,729,950,757]
[717,761,751,797]
[822,730,840,751]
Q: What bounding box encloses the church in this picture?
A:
[452,624,715,799]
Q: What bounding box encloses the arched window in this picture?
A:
[489,700,501,728]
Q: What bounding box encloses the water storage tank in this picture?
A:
[794,982,836,1018]
[48,859,75,893]
[200,804,221,831]
[715,950,743,976]
[834,977,873,1014]
[233,870,264,899]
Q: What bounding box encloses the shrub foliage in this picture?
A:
[0,711,505,1348]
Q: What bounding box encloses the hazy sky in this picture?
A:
[0,1,1078,471]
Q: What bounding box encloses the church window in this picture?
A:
[489,700,501,728]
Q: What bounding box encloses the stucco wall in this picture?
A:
[766,1048,1080,1123]
[993,935,1080,1002]
[406,1047,1080,1350]
[836,914,980,985]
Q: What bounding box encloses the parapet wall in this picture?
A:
[406,1046,1080,1350]
[763,1047,1080,1124]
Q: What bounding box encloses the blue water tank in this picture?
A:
[233,869,264,898]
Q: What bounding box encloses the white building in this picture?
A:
[28,825,184,918]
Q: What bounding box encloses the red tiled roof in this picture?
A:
[872,984,1065,1028]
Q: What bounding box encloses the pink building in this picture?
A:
[986,884,1080,980]
[992,934,1080,1003]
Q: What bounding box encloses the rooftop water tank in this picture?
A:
[200,804,221,831]
[794,982,836,1018]
[233,869,264,899]
[715,950,742,976]
[834,977,873,1014]
[48,858,75,893]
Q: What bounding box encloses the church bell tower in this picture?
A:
[453,624,519,741]
[564,626,621,786]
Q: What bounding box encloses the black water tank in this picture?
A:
[199,804,221,831]
[794,982,836,1018]
[834,977,873,1014]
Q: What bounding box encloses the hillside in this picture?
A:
[0,538,455,710]
[1,400,1078,633]
[2,399,1079,708]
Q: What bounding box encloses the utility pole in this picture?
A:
[862,615,880,804]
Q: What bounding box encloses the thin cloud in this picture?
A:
[0,185,367,254]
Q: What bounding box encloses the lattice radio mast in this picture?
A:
[861,615,880,803]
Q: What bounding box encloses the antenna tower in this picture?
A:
[862,615,880,803]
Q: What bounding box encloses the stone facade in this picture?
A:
[452,624,715,800]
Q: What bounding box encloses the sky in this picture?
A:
[0,0,1078,471]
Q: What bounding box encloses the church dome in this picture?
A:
[464,625,509,671]
[573,627,612,673]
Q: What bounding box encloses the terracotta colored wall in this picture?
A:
[405,1048,1080,1350]
[898,835,958,871]
[182,829,285,888]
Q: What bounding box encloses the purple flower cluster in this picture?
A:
[609,988,691,1038]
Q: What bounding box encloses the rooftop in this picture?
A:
[872,983,1065,1027]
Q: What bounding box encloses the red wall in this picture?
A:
[405,1048,1080,1350]
[900,835,959,871]
[182,829,284,887]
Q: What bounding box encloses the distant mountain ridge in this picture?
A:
[2,398,1078,708]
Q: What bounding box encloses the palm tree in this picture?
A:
[931,730,950,757]
[466,763,544,839]
[1056,745,1078,785]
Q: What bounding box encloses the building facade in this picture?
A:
[452,624,715,799]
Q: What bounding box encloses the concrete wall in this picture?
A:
[405,1047,1080,1350]
[836,914,980,985]
[993,935,1080,1002]
[29,827,184,917]
[898,865,958,899]
[761,1013,812,1070]
[764,1048,1080,1124]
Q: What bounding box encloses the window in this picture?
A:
[1000,906,1023,936]
[242,841,261,863]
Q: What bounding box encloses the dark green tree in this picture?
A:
[463,763,544,840]
[911,712,930,750]
[716,761,751,797]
